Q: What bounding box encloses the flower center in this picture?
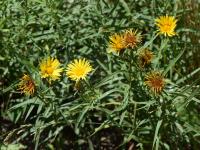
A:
[125,34,136,44]
[163,23,171,31]
[146,53,152,61]
[76,68,85,77]
[116,43,123,49]
[46,67,54,74]
[152,78,163,87]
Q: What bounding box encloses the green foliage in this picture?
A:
[0,143,26,150]
[1,0,200,149]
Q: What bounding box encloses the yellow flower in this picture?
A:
[145,71,165,94]
[155,15,177,37]
[123,29,142,48]
[66,58,93,82]
[18,74,35,95]
[138,49,154,67]
[39,57,63,82]
[108,33,126,54]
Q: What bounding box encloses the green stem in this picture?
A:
[83,79,97,96]
[137,32,159,53]
[128,50,133,100]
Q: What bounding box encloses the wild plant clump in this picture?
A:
[1,1,200,149]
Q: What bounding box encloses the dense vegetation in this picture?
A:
[1,0,200,149]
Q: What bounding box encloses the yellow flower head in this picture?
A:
[155,15,177,37]
[66,58,93,82]
[145,71,165,95]
[18,74,35,95]
[138,49,154,67]
[108,33,125,54]
[123,29,142,48]
[39,57,63,82]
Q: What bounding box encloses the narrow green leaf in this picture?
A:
[25,105,35,120]
[9,98,40,111]
[163,49,185,75]
[152,120,162,150]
